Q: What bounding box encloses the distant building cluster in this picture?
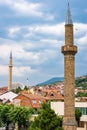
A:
[0,82,64,108]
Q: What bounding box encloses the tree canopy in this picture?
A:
[0,104,14,130]
[0,104,34,130]
[29,102,63,130]
[75,108,82,126]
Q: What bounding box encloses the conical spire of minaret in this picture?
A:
[10,50,12,59]
[66,2,73,24]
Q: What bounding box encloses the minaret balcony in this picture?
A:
[61,45,77,55]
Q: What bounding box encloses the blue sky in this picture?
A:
[0,0,87,87]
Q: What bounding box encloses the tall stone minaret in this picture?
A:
[61,3,77,130]
[8,51,13,91]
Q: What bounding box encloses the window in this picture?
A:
[39,100,42,104]
[79,121,84,128]
[32,100,37,104]
[50,92,54,96]
[76,107,87,115]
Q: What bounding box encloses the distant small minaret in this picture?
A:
[8,51,13,91]
[61,3,77,130]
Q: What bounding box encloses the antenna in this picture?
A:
[27,77,29,87]
[67,0,69,4]
[67,0,69,6]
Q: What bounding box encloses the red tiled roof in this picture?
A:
[0,86,8,90]
[20,93,48,100]
[0,87,8,95]
[41,89,64,101]
[14,93,48,108]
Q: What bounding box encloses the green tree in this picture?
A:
[24,86,29,90]
[76,92,87,97]
[0,105,13,130]
[29,102,63,130]
[0,104,3,127]
[75,108,82,126]
[12,86,22,94]
[10,106,32,130]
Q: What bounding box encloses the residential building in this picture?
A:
[13,93,48,108]
[41,89,64,101]
[0,91,18,104]
[0,87,8,95]
[51,101,87,130]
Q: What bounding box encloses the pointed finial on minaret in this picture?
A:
[66,1,73,24]
[10,50,12,59]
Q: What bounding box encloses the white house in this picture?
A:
[0,91,18,103]
[51,102,87,130]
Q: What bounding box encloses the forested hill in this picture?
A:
[37,75,87,90]
[75,75,87,89]
[37,77,64,86]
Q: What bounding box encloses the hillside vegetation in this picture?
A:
[75,75,87,90]
[37,77,64,86]
[37,75,87,90]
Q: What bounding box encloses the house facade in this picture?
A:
[51,102,87,130]
[13,93,48,108]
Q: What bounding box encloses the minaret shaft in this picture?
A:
[65,25,73,46]
[8,52,13,91]
[61,3,77,130]
[61,28,77,130]
[64,54,75,117]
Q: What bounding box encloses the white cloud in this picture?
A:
[0,0,49,18]
[1,22,87,67]
[8,26,21,38]
[73,23,87,51]
[0,39,24,61]
[75,34,87,52]
[40,39,63,48]
[12,1,42,17]
[77,34,87,45]
[0,65,8,75]
[27,23,64,36]
[74,23,87,37]
[7,23,64,38]
[0,64,37,77]
[13,66,37,76]
[0,22,87,84]
[1,22,87,60]
[45,14,54,21]
[0,37,59,66]
[14,49,58,65]
[7,23,87,40]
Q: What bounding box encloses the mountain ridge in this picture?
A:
[37,75,87,88]
[37,77,64,86]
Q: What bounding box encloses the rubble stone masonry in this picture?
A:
[61,24,77,130]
